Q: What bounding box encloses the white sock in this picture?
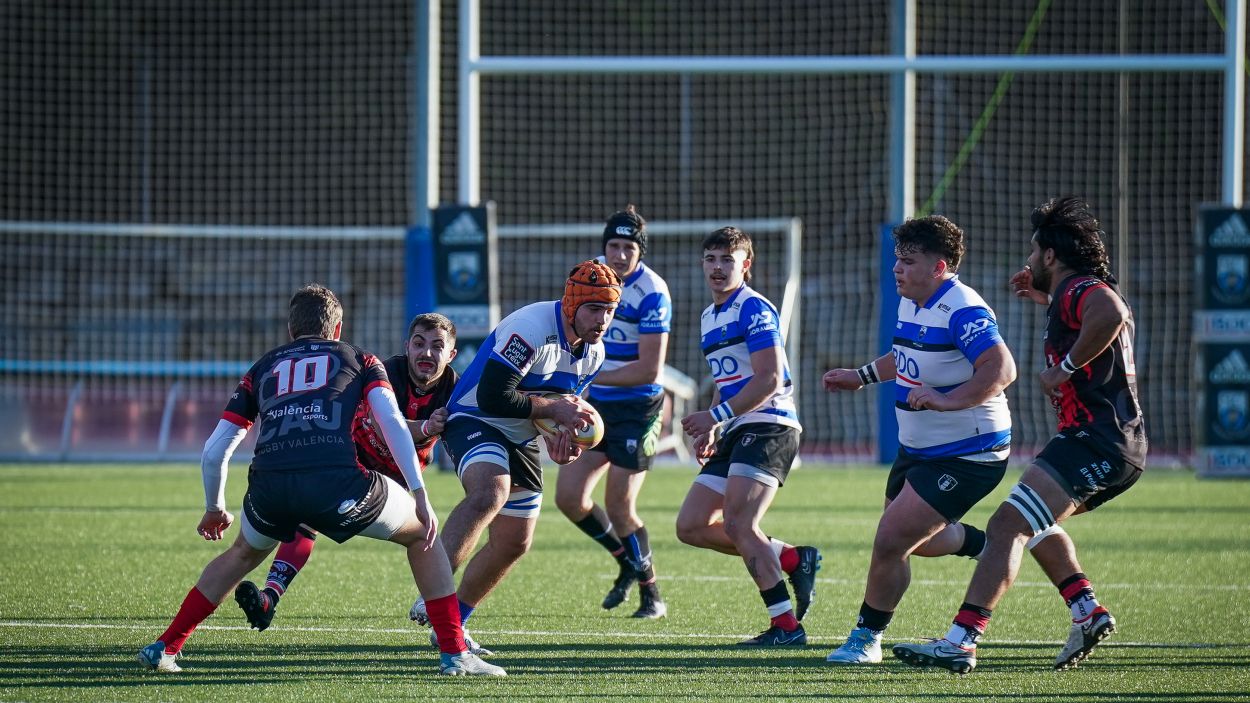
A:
[943,622,978,648]
[1070,593,1101,622]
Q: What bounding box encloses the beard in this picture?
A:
[409,361,438,385]
[1030,266,1051,293]
[574,319,606,343]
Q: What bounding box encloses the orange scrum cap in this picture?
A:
[562,260,622,328]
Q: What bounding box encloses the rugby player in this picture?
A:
[893,197,1148,674]
[555,205,672,619]
[233,313,459,632]
[420,261,620,652]
[137,286,503,677]
[822,215,1016,664]
[675,227,821,646]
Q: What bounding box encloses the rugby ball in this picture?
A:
[531,393,604,449]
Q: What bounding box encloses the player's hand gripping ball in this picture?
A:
[531,393,604,449]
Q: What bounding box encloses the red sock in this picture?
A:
[771,610,800,632]
[779,545,799,573]
[424,594,468,655]
[158,586,217,654]
[266,531,316,595]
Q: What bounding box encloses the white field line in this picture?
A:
[0,620,1238,649]
[619,574,1250,591]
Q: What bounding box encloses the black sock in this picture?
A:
[622,526,657,583]
[574,508,627,563]
[857,601,893,633]
[954,523,986,558]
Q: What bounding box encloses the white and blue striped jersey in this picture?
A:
[590,260,672,402]
[700,285,800,433]
[893,276,1011,461]
[448,300,606,444]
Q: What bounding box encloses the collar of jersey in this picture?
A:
[713,284,748,315]
[623,263,646,287]
[914,275,959,312]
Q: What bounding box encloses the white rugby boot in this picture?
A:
[439,651,507,676]
[1055,609,1116,670]
[825,626,883,664]
[892,638,977,675]
[137,641,182,673]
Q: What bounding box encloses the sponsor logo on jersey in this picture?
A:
[918,326,928,338]
[748,309,776,333]
[959,317,992,343]
[741,433,757,446]
[546,334,558,345]
[337,499,358,514]
[937,474,958,491]
[1211,349,1250,384]
[1210,212,1250,247]
[642,307,668,322]
[467,431,482,441]
[501,333,535,369]
[938,303,952,312]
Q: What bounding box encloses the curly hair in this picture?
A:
[1031,196,1112,281]
[892,215,965,272]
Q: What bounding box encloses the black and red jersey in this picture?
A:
[351,354,458,486]
[1044,274,1148,467]
[223,338,389,473]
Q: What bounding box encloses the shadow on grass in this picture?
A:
[2,641,1249,698]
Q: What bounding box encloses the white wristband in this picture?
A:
[710,401,735,423]
[1060,354,1079,374]
[420,419,431,437]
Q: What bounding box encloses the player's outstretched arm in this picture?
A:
[199,418,248,538]
[367,386,427,499]
[824,352,895,392]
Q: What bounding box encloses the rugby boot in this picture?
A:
[234,580,278,632]
[137,641,181,673]
[439,651,507,677]
[602,563,637,610]
[892,639,977,675]
[1054,609,1116,670]
[737,624,807,647]
[630,583,667,620]
[825,626,883,664]
[788,546,822,621]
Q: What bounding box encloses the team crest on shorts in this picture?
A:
[626,439,638,453]
[741,433,757,446]
[937,474,958,492]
